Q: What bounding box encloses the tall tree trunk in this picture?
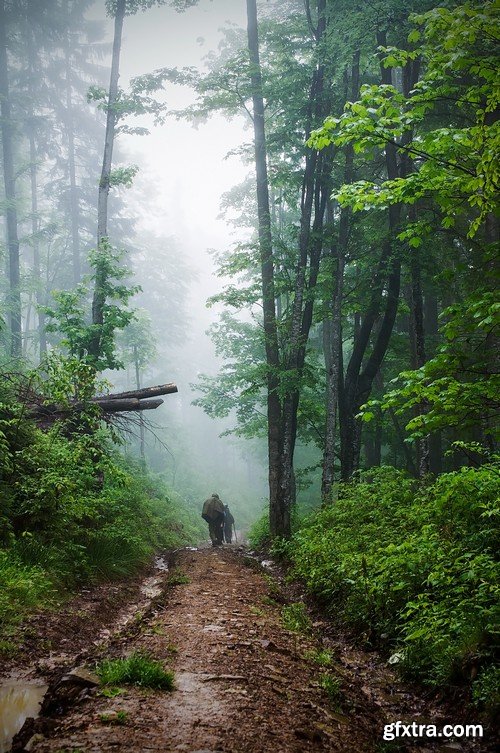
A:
[65,12,81,285]
[277,0,330,523]
[424,291,442,473]
[338,32,420,480]
[246,0,284,537]
[408,225,430,475]
[0,0,22,358]
[133,344,146,465]
[321,50,360,500]
[28,130,47,358]
[27,26,47,359]
[88,0,126,361]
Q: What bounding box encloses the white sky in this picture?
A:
[89,0,253,376]
[95,0,250,263]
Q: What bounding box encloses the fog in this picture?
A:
[92,0,268,526]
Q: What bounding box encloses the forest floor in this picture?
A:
[1,545,495,753]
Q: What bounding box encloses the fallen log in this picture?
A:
[96,383,178,401]
[94,398,164,412]
[26,382,177,428]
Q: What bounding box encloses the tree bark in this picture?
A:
[276,0,331,524]
[321,50,360,500]
[103,383,178,400]
[88,0,126,361]
[133,343,146,464]
[424,291,442,473]
[64,10,81,285]
[246,0,284,537]
[27,25,46,359]
[338,32,420,480]
[0,0,22,358]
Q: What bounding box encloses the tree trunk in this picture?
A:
[64,12,81,285]
[27,26,47,359]
[246,0,284,537]
[277,0,331,524]
[0,0,22,358]
[133,344,146,465]
[338,32,420,480]
[88,0,126,361]
[424,291,442,473]
[322,50,360,500]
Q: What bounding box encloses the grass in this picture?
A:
[99,686,126,698]
[318,673,343,708]
[0,638,18,657]
[305,648,333,667]
[281,602,312,634]
[167,569,190,586]
[99,710,128,725]
[96,651,174,690]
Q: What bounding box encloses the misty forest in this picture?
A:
[0,0,499,751]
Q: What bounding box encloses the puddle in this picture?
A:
[0,682,48,753]
[140,575,163,599]
[155,555,170,571]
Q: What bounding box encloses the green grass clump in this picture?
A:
[96,651,174,690]
[281,602,312,634]
[167,569,190,586]
[318,673,343,707]
[99,710,128,725]
[0,550,56,630]
[305,648,333,667]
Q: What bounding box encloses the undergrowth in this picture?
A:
[0,370,201,643]
[287,466,499,712]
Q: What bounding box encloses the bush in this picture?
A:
[0,550,55,630]
[290,466,500,704]
[0,375,200,639]
[248,510,271,549]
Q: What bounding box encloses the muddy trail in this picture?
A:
[1,546,495,753]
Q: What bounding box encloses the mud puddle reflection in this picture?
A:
[0,682,47,753]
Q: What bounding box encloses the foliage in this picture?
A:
[0,550,55,631]
[318,673,343,708]
[0,374,200,640]
[44,241,139,370]
[96,650,174,690]
[363,289,500,446]
[290,466,500,703]
[308,1,499,239]
[281,602,312,634]
[304,648,333,667]
[99,710,128,725]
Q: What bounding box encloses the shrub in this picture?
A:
[290,465,500,702]
[0,375,200,637]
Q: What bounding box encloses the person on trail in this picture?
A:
[202,493,225,546]
[223,504,235,544]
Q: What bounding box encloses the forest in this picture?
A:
[0,0,499,738]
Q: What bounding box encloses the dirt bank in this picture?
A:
[3,547,495,753]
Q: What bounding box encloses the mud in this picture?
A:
[2,547,496,753]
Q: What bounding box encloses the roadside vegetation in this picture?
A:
[0,365,201,645]
[252,465,500,714]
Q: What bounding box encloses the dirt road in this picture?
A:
[4,546,494,753]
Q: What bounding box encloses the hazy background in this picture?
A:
[89,0,268,528]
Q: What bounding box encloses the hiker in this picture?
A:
[223,504,235,544]
[201,493,225,546]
